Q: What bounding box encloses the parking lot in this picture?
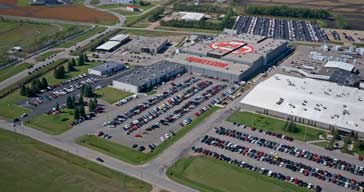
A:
[191,120,364,192]
[233,16,326,42]
[60,73,236,153]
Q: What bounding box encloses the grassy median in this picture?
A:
[227,111,326,141]
[77,106,219,165]
[0,128,152,192]
[95,87,133,104]
[167,156,308,192]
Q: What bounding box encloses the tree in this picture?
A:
[341,136,351,153]
[74,107,80,120]
[55,103,60,112]
[93,97,98,104]
[20,84,29,97]
[88,99,96,112]
[78,54,85,66]
[53,65,65,79]
[78,95,84,106]
[79,105,86,117]
[83,53,89,62]
[66,96,75,109]
[67,59,75,72]
[41,77,48,89]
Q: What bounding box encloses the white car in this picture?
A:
[160,136,165,142]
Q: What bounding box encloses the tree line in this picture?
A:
[148,7,165,22]
[20,78,48,97]
[245,5,330,19]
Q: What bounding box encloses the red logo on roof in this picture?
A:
[185,56,228,68]
[210,41,254,54]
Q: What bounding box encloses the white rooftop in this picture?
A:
[96,41,120,51]
[240,74,364,133]
[180,12,205,21]
[109,34,129,42]
[324,61,354,72]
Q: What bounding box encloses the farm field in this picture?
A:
[0,20,65,66]
[0,128,152,192]
[167,156,307,192]
[0,0,118,25]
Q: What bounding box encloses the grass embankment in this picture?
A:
[167,156,308,192]
[0,128,152,192]
[77,107,219,164]
[0,90,29,120]
[227,111,326,141]
[95,86,133,104]
[0,63,32,82]
[56,26,106,48]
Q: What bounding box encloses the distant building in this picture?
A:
[88,62,125,77]
[126,5,138,12]
[179,12,206,21]
[96,34,129,52]
[31,0,61,5]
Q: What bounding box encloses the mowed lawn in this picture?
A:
[24,110,73,135]
[0,63,32,82]
[226,111,326,141]
[0,90,29,120]
[95,86,133,104]
[77,107,219,164]
[0,128,152,192]
[167,156,308,192]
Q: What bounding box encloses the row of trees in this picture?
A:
[245,5,330,19]
[173,3,230,13]
[54,54,88,79]
[20,78,48,97]
[148,7,165,22]
[66,95,98,120]
[80,84,95,98]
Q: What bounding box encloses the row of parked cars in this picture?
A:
[103,77,201,128]
[201,134,364,191]
[192,146,322,192]
[123,80,213,135]
[231,122,294,142]
[115,95,137,106]
[233,16,326,42]
[216,126,364,176]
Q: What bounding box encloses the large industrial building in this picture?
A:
[112,61,185,93]
[240,74,364,134]
[171,34,289,82]
[124,36,168,55]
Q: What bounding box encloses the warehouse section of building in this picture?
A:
[112,61,185,93]
[240,74,364,134]
[172,34,289,82]
[88,62,125,77]
[124,36,168,55]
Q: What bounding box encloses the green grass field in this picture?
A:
[167,156,307,192]
[122,29,184,37]
[24,110,73,135]
[227,111,326,141]
[0,128,152,192]
[95,87,133,104]
[0,63,32,83]
[35,50,62,62]
[16,0,30,6]
[312,141,329,148]
[0,90,29,120]
[77,107,219,164]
